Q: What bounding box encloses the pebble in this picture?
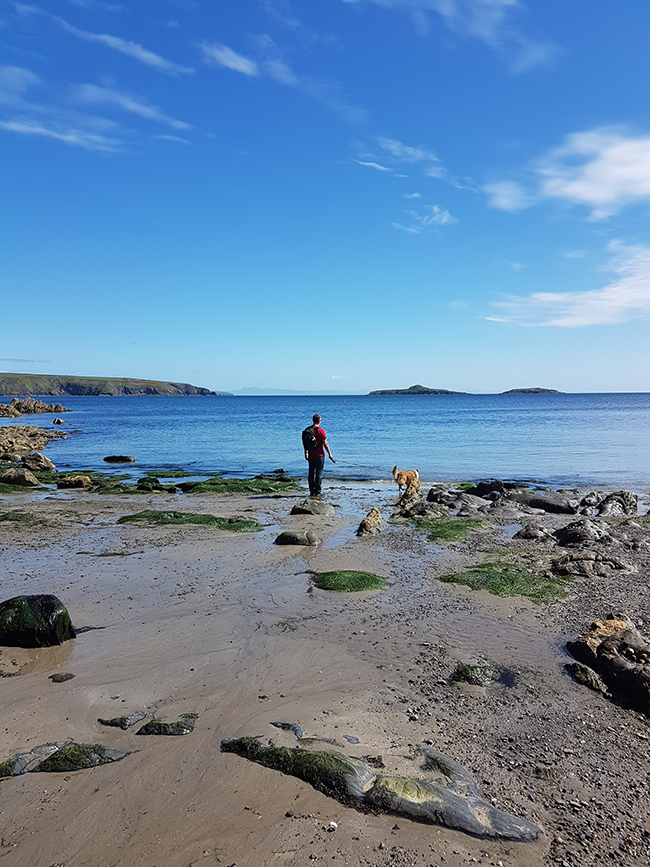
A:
[328,821,338,832]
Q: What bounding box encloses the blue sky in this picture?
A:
[2,0,650,394]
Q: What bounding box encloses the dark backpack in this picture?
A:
[302,426,319,452]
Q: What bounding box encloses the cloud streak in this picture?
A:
[492,242,650,327]
[74,84,192,129]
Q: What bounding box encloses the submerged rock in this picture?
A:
[136,713,198,736]
[98,711,147,730]
[566,614,650,716]
[220,735,540,841]
[274,530,321,546]
[103,455,135,463]
[0,594,75,648]
[357,507,388,537]
[290,499,336,517]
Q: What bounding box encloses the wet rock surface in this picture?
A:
[274,529,322,546]
[0,594,75,648]
[136,713,198,736]
[98,711,147,729]
[0,467,41,488]
[290,498,337,517]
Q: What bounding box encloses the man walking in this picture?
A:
[304,413,335,497]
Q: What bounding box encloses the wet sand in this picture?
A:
[0,482,649,867]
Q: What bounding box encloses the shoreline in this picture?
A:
[0,479,649,865]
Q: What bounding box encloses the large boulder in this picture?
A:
[57,475,92,489]
[21,452,55,472]
[357,507,388,538]
[566,615,650,716]
[513,523,554,541]
[507,490,579,514]
[553,551,636,577]
[290,499,336,517]
[0,467,41,487]
[274,530,321,546]
[553,518,612,547]
[597,491,638,517]
[0,595,75,648]
[463,480,506,498]
[103,455,135,463]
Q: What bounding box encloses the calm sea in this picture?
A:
[3,393,650,491]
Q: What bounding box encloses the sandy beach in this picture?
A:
[1,479,649,867]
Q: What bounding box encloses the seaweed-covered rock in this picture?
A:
[0,742,68,777]
[552,551,635,577]
[35,743,128,772]
[220,736,540,841]
[290,499,336,517]
[103,455,135,463]
[566,615,650,716]
[0,594,75,648]
[21,452,55,472]
[98,711,147,730]
[357,507,387,537]
[0,467,41,488]
[57,475,92,489]
[554,518,612,547]
[274,530,321,546]
[451,662,499,686]
[136,713,198,736]
[136,476,179,493]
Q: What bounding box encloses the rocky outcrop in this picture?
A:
[553,518,612,547]
[566,615,650,716]
[8,398,69,414]
[553,551,636,577]
[290,499,337,517]
[221,735,540,841]
[274,530,321,546]
[357,507,388,537]
[0,467,41,487]
[597,491,637,517]
[21,452,55,472]
[0,404,21,418]
[0,424,68,458]
[0,594,75,648]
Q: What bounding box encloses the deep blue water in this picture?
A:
[3,393,650,490]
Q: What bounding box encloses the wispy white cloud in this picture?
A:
[200,42,258,76]
[485,127,650,219]
[154,133,193,145]
[0,116,121,151]
[404,192,421,198]
[393,203,457,233]
[57,18,194,74]
[492,242,650,327]
[0,64,40,104]
[341,0,557,72]
[355,159,391,171]
[73,83,192,129]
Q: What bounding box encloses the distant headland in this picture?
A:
[0,373,230,397]
[369,384,466,395]
[501,388,562,395]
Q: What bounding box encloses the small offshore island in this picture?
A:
[0,373,230,397]
[369,384,561,396]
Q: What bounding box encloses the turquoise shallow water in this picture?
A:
[3,393,650,490]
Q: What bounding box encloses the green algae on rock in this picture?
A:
[177,475,299,495]
[451,662,500,687]
[312,570,387,592]
[0,511,32,522]
[414,517,487,542]
[439,560,569,604]
[117,510,263,532]
[220,736,540,841]
[36,744,129,773]
[0,594,75,648]
[136,713,198,736]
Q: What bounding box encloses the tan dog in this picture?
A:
[392,465,419,499]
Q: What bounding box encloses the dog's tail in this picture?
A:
[392,465,398,479]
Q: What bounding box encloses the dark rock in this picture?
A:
[98,711,147,730]
[9,398,69,415]
[270,721,305,739]
[464,481,506,498]
[220,736,540,841]
[136,713,198,736]
[274,530,321,546]
[553,518,612,547]
[513,523,554,541]
[290,499,336,517]
[597,490,637,517]
[451,662,499,686]
[53,418,64,425]
[49,672,74,683]
[566,614,650,716]
[507,490,579,514]
[357,507,388,537]
[135,477,179,493]
[565,661,611,698]
[103,455,136,463]
[396,500,449,520]
[0,467,41,488]
[21,452,55,472]
[0,594,75,648]
[0,742,68,777]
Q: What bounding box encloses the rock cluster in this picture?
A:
[0,424,68,460]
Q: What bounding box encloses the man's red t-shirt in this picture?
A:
[308,426,326,457]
